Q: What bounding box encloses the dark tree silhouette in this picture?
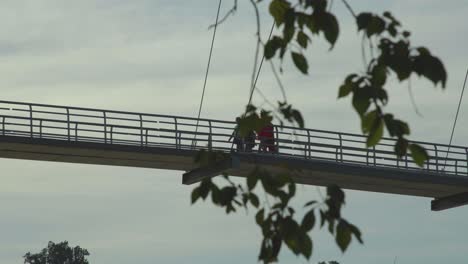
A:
[23,241,89,264]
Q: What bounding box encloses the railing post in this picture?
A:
[29,104,33,138]
[1,116,5,136]
[465,148,468,176]
[274,125,279,153]
[103,111,107,144]
[174,117,178,148]
[208,120,212,151]
[139,114,143,146]
[434,144,439,172]
[366,149,369,165]
[373,146,376,166]
[455,160,458,175]
[39,119,43,138]
[75,123,79,141]
[405,153,408,168]
[306,130,311,159]
[110,126,113,144]
[145,128,149,146]
[66,108,70,141]
[338,134,343,162]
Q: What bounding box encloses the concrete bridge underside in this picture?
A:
[2,135,468,201]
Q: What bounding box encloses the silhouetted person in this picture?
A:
[258,123,276,153]
[245,130,256,152]
[229,117,244,152]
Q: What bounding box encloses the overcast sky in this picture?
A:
[0,1,467,263]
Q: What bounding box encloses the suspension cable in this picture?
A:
[192,0,222,149]
[247,21,275,107]
[443,67,468,169]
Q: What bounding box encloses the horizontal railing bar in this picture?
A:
[1,100,468,177]
[2,120,467,163]
[0,100,234,124]
[2,100,466,149]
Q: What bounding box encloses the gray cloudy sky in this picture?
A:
[0,0,467,263]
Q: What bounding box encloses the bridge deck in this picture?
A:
[0,100,467,200]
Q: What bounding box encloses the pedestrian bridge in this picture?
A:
[0,100,467,211]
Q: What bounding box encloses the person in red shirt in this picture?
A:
[258,123,276,153]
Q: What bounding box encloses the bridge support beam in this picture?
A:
[431,192,468,211]
[182,155,240,185]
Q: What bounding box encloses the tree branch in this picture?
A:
[208,0,238,29]
[269,60,288,102]
[341,0,357,18]
[247,0,262,106]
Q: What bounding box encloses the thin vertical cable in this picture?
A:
[192,0,222,149]
[443,67,468,169]
[247,21,275,107]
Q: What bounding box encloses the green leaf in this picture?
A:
[366,116,384,147]
[309,0,327,12]
[282,218,302,255]
[366,16,386,37]
[256,208,265,226]
[352,91,370,116]
[348,222,364,244]
[301,210,316,232]
[299,232,313,259]
[394,138,408,157]
[211,184,220,204]
[417,47,430,56]
[338,74,358,98]
[304,200,317,207]
[412,52,447,88]
[199,179,212,200]
[291,109,305,128]
[296,12,309,28]
[338,83,352,98]
[296,31,309,48]
[282,9,296,42]
[269,0,290,26]
[327,185,345,205]
[264,36,283,59]
[291,52,308,74]
[356,13,372,31]
[319,210,326,227]
[409,143,429,167]
[361,110,378,134]
[250,193,260,208]
[191,186,200,204]
[306,15,319,34]
[375,87,388,105]
[321,12,339,49]
[383,114,410,137]
[288,182,296,198]
[247,170,259,191]
[372,63,387,86]
[336,220,352,252]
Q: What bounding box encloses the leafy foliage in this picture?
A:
[260,0,445,165]
[337,11,442,162]
[190,0,448,263]
[23,241,89,264]
[192,149,363,263]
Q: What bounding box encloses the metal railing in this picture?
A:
[0,100,467,176]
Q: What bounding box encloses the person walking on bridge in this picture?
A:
[258,122,276,153]
[229,117,244,152]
